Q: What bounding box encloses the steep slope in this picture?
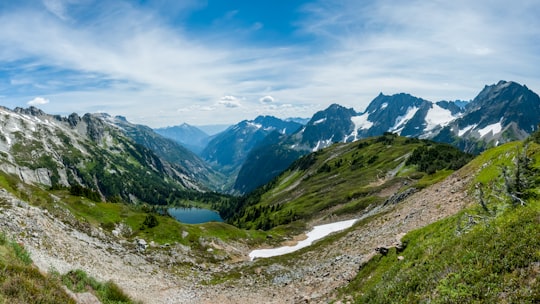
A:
[234,81,538,194]
[154,123,210,154]
[339,138,540,303]
[225,133,473,230]
[0,106,206,205]
[109,116,226,191]
[433,80,540,153]
[201,115,302,176]
[291,104,357,150]
[200,134,539,304]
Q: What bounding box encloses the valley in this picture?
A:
[0,80,539,303]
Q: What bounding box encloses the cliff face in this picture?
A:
[0,106,202,203]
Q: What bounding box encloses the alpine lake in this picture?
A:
[167,207,224,224]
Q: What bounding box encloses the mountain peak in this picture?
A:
[13,106,46,116]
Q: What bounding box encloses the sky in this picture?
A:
[0,0,539,128]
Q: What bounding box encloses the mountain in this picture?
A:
[1,106,539,303]
[0,106,211,204]
[433,80,540,153]
[224,133,473,229]
[290,104,358,150]
[109,117,226,190]
[232,131,305,194]
[200,115,303,176]
[154,123,210,154]
[234,81,539,194]
[232,105,357,194]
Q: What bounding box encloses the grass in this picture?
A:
[340,201,540,303]
[233,136,470,230]
[60,269,135,304]
[338,140,540,303]
[0,232,75,304]
[0,232,137,304]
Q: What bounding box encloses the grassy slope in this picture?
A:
[0,170,269,257]
[0,232,136,304]
[339,141,540,303]
[0,232,74,304]
[231,135,471,231]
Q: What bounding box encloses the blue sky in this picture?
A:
[0,0,539,127]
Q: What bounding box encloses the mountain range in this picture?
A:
[0,80,536,196]
[0,81,539,303]
[154,123,211,154]
[232,80,540,193]
[0,106,229,206]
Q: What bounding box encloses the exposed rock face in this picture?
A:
[0,106,208,203]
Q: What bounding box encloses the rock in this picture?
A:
[136,239,148,252]
[383,188,417,206]
[375,247,389,256]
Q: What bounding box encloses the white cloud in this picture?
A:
[259,95,275,103]
[27,97,50,105]
[218,95,241,108]
[0,0,538,127]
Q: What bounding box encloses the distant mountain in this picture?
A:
[200,116,303,177]
[433,80,540,153]
[154,123,210,154]
[290,104,358,151]
[233,131,305,194]
[0,106,207,205]
[234,81,540,193]
[108,117,226,191]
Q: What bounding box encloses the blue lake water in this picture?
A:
[168,207,224,224]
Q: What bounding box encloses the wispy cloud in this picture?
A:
[0,0,538,126]
[259,95,274,103]
[218,96,242,108]
[27,96,50,105]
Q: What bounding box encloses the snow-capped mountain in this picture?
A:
[200,115,303,174]
[284,80,537,154]
[433,80,540,152]
[290,104,357,151]
[287,95,465,152]
[233,80,539,193]
[154,123,210,154]
[0,106,209,204]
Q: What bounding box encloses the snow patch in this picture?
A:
[425,104,455,130]
[249,219,357,260]
[313,118,326,125]
[458,124,477,136]
[351,113,373,130]
[247,122,262,129]
[312,139,333,151]
[349,113,373,141]
[477,122,502,137]
[390,107,419,134]
[380,103,388,110]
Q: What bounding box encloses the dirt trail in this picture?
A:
[0,170,473,303]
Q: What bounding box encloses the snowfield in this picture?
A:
[249,219,358,260]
